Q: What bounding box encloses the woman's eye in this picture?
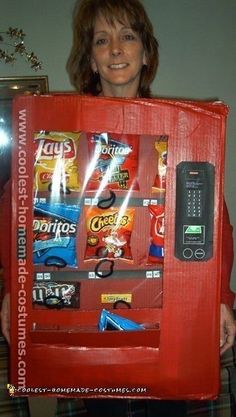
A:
[123,33,136,41]
[95,38,108,46]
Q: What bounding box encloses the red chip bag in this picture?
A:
[85,132,139,191]
[148,204,165,264]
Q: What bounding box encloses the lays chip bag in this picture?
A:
[34,131,81,194]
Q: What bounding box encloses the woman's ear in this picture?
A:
[143,51,147,66]
[90,57,98,73]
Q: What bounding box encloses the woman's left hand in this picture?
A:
[220,303,236,355]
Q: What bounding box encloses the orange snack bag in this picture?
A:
[84,206,135,261]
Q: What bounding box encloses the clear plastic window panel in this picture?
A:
[32,131,168,317]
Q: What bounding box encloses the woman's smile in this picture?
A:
[108,63,129,69]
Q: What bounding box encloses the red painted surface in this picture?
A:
[10,95,227,399]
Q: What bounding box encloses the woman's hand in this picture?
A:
[220,303,236,355]
[1,292,10,344]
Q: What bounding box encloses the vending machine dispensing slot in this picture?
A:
[175,161,215,261]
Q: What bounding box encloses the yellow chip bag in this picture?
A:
[34,131,81,193]
[152,136,168,193]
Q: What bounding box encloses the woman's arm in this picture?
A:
[220,201,235,354]
[221,201,235,306]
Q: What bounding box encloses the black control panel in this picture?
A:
[175,162,215,261]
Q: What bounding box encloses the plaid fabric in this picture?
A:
[126,399,146,417]
[55,398,146,417]
[55,398,88,417]
[81,398,186,417]
[187,343,236,417]
[127,399,186,417]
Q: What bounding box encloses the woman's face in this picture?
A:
[90,13,147,97]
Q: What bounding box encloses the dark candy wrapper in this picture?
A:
[32,281,80,309]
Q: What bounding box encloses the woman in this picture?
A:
[1,0,235,416]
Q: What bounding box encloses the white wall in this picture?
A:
[1,0,236,293]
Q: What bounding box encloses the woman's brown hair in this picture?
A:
[66,0,159,97]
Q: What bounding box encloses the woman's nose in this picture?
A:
[110,38,122,56]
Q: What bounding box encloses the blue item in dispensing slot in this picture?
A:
[33,202,81,268]
[98,309,144,331]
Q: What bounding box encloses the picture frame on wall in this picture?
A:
[0,75,49,193]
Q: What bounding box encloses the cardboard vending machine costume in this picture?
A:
[10,95,227,399]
